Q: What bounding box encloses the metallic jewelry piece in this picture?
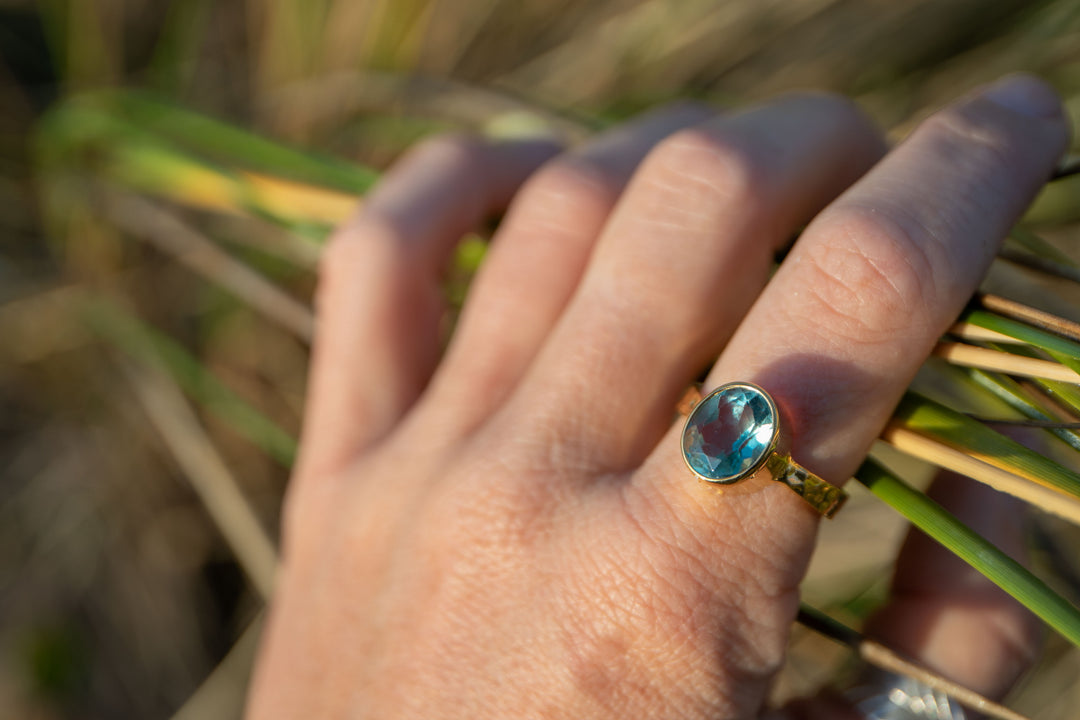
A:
[844,668,968,720]
[679,381,847,518]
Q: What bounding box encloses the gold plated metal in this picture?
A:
[762,451,847,518]
[680,382,847,518]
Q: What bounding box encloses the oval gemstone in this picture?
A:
[682,384,776,482]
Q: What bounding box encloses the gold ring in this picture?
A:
[680,381,847,518]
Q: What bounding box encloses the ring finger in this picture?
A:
[635,73,1066,716]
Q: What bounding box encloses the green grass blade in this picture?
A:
[1008,227,1077,266]
[894,392,1080,499]
[38,109,347,237]
[83,298,297,467]
[104,138,343,236]
[1035,379,1080,420]
[38,92,378,196]
[109,92,379,194]
[857,459,1080,648]
[965,368,1080,453]
[963,309,1080,377]
[1025,173,1080,225]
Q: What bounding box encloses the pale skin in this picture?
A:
[246,75,1069,718]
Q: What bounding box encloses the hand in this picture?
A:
[246,75,1067,719]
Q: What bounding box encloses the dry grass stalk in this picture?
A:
[879,424,1080,526]
[933,342,1080,383]
[170,613,263,720]
[948,322,1023,345]
[241,172,358,225]
[998,249,1080,287]
[1017,379,1080,422]
[123,357,279,599]
[858,640,1030,720]
[799,607,1031,720]
[0,284,94,363]
[107,193,316,343]
[979,294,1080,344]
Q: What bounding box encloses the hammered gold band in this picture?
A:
[762,452,847,518]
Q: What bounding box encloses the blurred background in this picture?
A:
[3,0,1080,718]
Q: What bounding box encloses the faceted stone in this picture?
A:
[682,385,776,482]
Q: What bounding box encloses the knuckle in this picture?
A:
[516,155,622,228]
[922,102,1017,168]
[316,215,411,312]
[320,215,396,277]
[917,102,1029,211]
[643,126,768,211]
[406,132,487,171]
[795,204,939,343]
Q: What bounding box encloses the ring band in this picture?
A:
[679,381,847,518]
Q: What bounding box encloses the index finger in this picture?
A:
[721,74,1067,487]
[632,74,1067,709]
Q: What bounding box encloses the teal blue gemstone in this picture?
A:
[682,384,776,482]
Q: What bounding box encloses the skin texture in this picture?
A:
[246,75,1069,719]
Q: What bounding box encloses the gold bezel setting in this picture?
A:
[680,381,846,518]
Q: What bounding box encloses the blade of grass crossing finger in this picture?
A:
[857,459,1080,648]
[893,393,1080,500]
[83,298,298,467]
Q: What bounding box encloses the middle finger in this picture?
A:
[505,93,884,473]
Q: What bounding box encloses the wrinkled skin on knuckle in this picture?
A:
[641,126,770,221]
[513,155,622,234]
[318,217,410,307]
[411,133,488,167]
[792,204,941,347]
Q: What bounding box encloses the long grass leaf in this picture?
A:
[1007,227,1076,266]
[108,92,379,194]
[964,369,1080,453]
[84,298,298,467]
[38,92,377,200]
[124,357,278,599]
[1035,380,1080,421]
[105,193,316,343]
[880,425,1080,525]
[963,308,1080,362]
[934,342,1080,383]
[893,393,1080,499]
[856,459,1080,648]
[40,106,357,231]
